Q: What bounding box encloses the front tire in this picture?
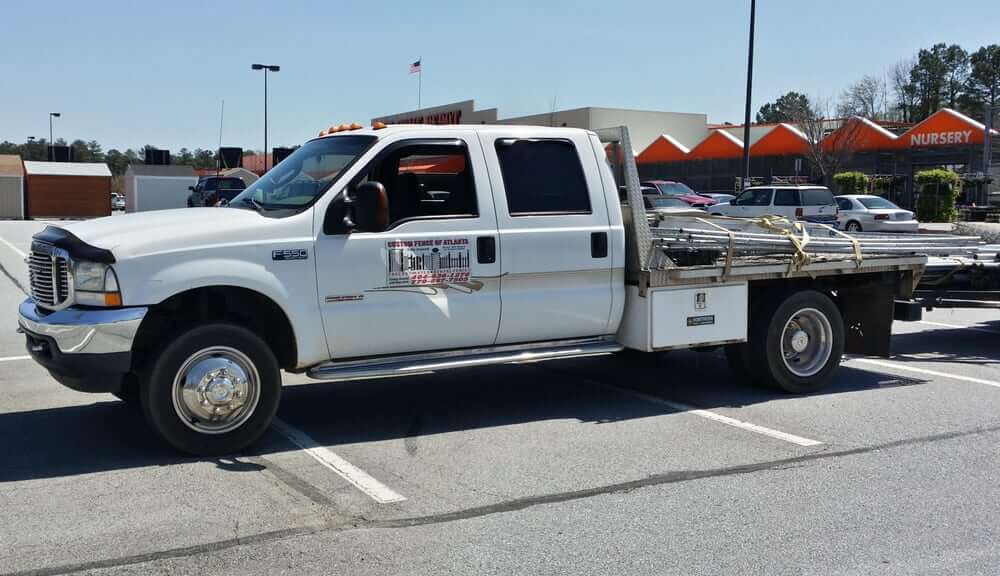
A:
[140,323,281,456]
[748,290,844,394]
[845,220,862,232]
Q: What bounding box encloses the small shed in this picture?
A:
[0,155,25,219]
[124,164,199,212]
[23,161,112,219]
[222,167,259,187]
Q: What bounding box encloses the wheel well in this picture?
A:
[749,272,902,357]
[131,286,298,372]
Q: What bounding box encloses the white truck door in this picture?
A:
[314,135,501,358]
[479,131,615,344]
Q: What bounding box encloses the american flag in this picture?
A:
[409,59,421,74]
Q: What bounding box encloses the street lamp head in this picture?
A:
[251,64,280,72]
[50,112,61,118]
[251,64,264,70]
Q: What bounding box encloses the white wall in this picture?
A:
[717,125,772,146]
[128,176,199,212]
[0,175,23,219]
[499,108,710,153]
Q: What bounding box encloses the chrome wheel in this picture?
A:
[780,308,833,378]
[171,346,261,435]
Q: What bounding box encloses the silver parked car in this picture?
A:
[835,195,918,233]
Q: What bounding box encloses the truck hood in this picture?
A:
[59,208,275,260]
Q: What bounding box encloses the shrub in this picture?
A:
[915,169,961,222]
[833,172,869,195]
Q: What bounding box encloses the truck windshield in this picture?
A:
[231,135,376,212]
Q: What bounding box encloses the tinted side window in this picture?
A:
[738,189,772,206]
[836,198,853,210]
[774,189,799,206]
[801,188,835,205]
[495,139,591,215]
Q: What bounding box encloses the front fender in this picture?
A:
[119,255,327,368]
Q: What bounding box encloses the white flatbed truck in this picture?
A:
[17,124,931,455]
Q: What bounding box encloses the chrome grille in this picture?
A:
[28,244,71,309]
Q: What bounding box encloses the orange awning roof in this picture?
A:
[636,134,691,164]
[902,108,992,148]
[748,123,810,156]
[688,130,744,159]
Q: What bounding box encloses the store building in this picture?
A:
[638,108,999,207]
[372,99,709,152]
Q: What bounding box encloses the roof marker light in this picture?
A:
[372,121,386,130]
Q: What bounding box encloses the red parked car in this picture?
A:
[641,180,716,208]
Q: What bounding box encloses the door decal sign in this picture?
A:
[386,238,471,287]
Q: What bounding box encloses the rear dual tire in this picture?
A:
[727,290,844,394]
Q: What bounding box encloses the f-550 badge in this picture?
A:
[272,249,308,261]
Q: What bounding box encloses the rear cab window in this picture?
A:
[494,139,591,215]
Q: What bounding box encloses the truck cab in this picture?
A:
[18,125,627,454]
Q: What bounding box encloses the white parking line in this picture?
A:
[0,236,26,259]
[847,357,1000,389]
[605,384,823,447]
[0,355,31,363]
[917,320,1000,335]
[271,418,407,504]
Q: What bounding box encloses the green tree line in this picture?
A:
[757,42,1000,124]
[0,139,260,176]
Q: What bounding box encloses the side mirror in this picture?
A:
[188,186,196,192]
[342,181,389,233]
[728,199,735,205]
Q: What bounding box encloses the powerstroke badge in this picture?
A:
[386,238,471,286]
[272,249,308,261]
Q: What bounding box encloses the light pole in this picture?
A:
[251,64,280,172]
[49,112,61,161]
[741,0,756,190]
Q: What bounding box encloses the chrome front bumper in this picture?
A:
[17,298,147,356]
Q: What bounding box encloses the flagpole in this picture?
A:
[418,56,422,110]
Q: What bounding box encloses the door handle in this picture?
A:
[591,231,608,258]
[477,236,496,264]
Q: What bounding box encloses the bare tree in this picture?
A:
[837,75,888,120]
[792,97,865,182]
[890,57,918,122]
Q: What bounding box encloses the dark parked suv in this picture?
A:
[187,176,246,207]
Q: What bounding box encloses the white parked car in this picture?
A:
[709,185,838,224]
[835,195,918,233]
[699,193,736,203]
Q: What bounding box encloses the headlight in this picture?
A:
[72,261,122,307]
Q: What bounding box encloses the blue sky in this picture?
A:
[1,0,997,152]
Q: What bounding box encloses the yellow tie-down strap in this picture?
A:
[755,215,813,274]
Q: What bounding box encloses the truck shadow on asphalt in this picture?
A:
[1,324,993,483]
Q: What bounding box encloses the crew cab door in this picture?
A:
[314,135,501,358]
[479,132,615,343]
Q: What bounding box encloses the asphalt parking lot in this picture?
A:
[2,220,1000,575]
